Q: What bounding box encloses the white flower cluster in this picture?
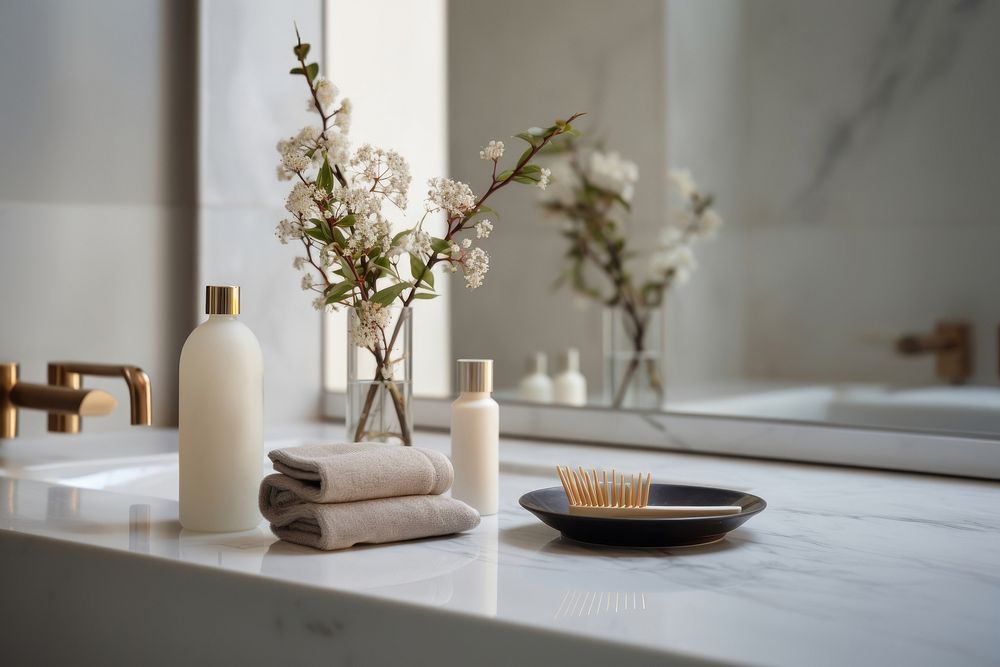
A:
[587,151,639,202]
[403,229,433,257]
[667,169,723,239]
[537,167,551,190]
[276,126,322,181]
[479,140,504,161]
[350,301,392,349]
[540,159,578,207]
[334,98,352,134]
[346,214,391,256]
[300,273,316,291]
[318,128,351,167]
[649,227,697,284]
[285,182,319,219]
[351,144,411,210]
[275,218,303,244]
[475,219,493,239]
[335,186,382,218]
[427,177,476,216]
[462,246,490,289]
[668,168,697,200]
[693,208,723,238]
[312,77,339,113]
[281,151,311,173]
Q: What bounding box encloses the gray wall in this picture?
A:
[0,0,197,435]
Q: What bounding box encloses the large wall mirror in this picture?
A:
[326,0,1000,472]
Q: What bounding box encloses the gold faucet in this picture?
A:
[0,361,152,438]
[895,320,972,385]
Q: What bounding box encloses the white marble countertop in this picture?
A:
[1,425,999,666]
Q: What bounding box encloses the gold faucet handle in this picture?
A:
[48,362,152,432]
[894,320,972,385]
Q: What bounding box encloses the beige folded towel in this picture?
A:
[266,442,453,503]
[259,478,481,551]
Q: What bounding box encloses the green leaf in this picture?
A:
[371,262,400,279]
[289,67,306,75]
[520,164,541,176]
[513,175,538,184]
[409,253,431,287]
[324,282,354,304]
[371,282,412,306]
[391,230,410,245]
[305,224,330,242]
[411,292,437,300]
[293,43,311,59]
[516,147,534,168]
[430,237,451,253]
[331,227,346,246]
[306,63,319,82]
[514,132,543,147]
[316,157,333,192]
[336,214,357,228]
[495,169,513,182]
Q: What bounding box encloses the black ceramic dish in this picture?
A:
[519,483,766,548]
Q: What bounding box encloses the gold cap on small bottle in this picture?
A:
[205,285,240,315]
[457,359,493,393]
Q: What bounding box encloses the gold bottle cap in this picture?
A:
[205,285,240,315]
[457,359,493,393]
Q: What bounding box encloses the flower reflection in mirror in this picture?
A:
[540,141,722,409]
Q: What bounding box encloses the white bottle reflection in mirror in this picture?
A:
[179,286,263,532]
[554,348,587,406]
[518,352,554,403]
[451,359,499,516]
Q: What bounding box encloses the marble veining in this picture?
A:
[1,426,999,665]
[808,0,988,194]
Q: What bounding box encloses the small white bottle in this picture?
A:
[450,359,499,516]
[553,348,588,406]
[518,352,553,403]
[179,285,263,532]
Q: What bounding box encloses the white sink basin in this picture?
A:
[0,426,337,500]
[672,384,1000,436]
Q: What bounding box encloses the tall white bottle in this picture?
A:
[179,285,263,532]
[518,352,553,403]
[554,348,588,406]
[450,359,499,516]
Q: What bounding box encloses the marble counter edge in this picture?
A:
[0,522,723,667]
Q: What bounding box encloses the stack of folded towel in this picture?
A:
[258,442,480,551]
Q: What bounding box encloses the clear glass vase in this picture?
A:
[346,306,413,445]
[603,304,664,410]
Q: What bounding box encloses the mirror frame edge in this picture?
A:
[322,391,1000,481]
